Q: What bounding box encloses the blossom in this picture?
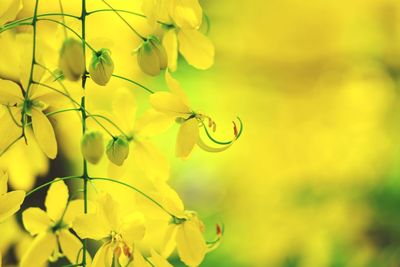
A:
[73,193,146,267]
[157,183,208,267]
[94,87,172,182]
[0,78,61,159]
[149,71,198,158]
[21,180,91,267]
[0,171,25,222]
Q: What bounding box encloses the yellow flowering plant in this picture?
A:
[0,0,242,266]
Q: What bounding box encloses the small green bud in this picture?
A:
[59,38,85,81]
[89,49,114,86]
[106,136,130,166]
[136,36,167,76]
[81,131,104,164]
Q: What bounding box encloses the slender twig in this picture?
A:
[112,74,154,94]
[101,0,146,40]
[90,177,174,217]
[86,114,129,137]
[25,176,83,197]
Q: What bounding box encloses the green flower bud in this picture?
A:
[59,38,85,81]
[106,136,130,166]
[89,49,114,86]
[81,131,104,164]
[136,36,167,76]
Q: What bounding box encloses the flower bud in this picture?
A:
[89,49,114,86]
[106,136,129,166]
[136,36,167,76]
[81,131,104,164]
[59,38,85,81]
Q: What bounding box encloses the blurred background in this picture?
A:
[3,0,400,266]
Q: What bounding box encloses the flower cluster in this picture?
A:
[0,0,240,266]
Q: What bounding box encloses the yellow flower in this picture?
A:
[0,0,22,26]
[21,180,91,267]
[0,78,62,159]
[73,193,146,267]
[149,71,200,158]
[59,38,85,81]
[136,36,168,76]
[0,171,25,222]
[169,0,203,29]
[157,183,208,267]
[89,49,114,86]
[94,87,172,182]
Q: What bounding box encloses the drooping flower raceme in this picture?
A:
[73,193,146,267]
[21,180,91,267]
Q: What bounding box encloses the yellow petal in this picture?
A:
[133,247,149,267]
[133,141,170,182]
[150,249,173,267]
[165,71,190,107]
[156,183,185,216]
[112,88,137,132]
[176,221,207,267]
[92,243,113,267]
[0,190,25,222]
[135,109,174,137]
[163,29,178,72]
[162,224,178,258]
[22,207,52,235]
[0,0,22,26]
[178,29,214,69]
[0,79,23,105]
[73,213,110,240]
[176,119,199,158]
[20,233,57,267]
[63,199,95,226]
[45,179,69,222]
[170,0,202,29]
[119,212,145,245]
[0,106,22,152]
[0,171,7,195]
[59,230,92,265]
[142,0,172,27]
[31,108,58,159]
[150,92,191,117]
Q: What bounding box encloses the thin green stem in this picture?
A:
[86,114,128,137]
[112,74,154,94]
[90,177,174,217]
[0,22,32,34]
[58,0,68,38]
[2,13,80,30]
[36,18,97,53]
[25,176,82,197]
[80,1,89,265]
[101,0,146,41]
[45,108,82,117]
[87,8,171,27]
[5,106,22,127]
